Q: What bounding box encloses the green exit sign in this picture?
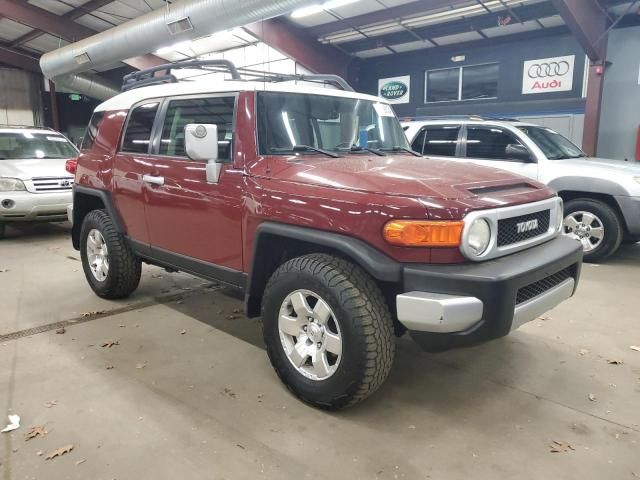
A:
[69,94,82,101]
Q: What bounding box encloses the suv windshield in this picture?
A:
[257,92,410,155]
[0,132,78,160]
[517,126,585,160]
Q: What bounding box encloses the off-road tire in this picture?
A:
[564,198,622,262]
[262,254,395,410]
[80,209,141,299]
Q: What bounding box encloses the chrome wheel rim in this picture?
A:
[278,289,342,381]
[563,211,605,253]
[86,229,109,282]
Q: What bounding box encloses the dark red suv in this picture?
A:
[68,61,582,409]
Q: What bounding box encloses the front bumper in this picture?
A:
[0,190,71,222]
[396,235,582,351]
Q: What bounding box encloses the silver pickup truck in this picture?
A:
[403,118,640,262]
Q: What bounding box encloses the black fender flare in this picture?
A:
[71,186,125,249]
[244,222,402,317]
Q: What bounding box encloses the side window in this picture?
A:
[159,96,235,161]
[80,111,104,151]
[121,102,159,154]
[465,126,523,160]
[422,126,460,157]
[410,129,426,154]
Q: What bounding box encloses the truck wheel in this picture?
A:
[80,209,141,299]
[262,254,395,409]
[563,198,622,262]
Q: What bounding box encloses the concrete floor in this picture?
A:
[1,222,639,480]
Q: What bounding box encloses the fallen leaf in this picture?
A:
[81,311,105,318]
[630,346,640,352]
[179,330,187,335]
[588,393,597,402]
[105,364,114,370]
[236,444,245,450]
[538,316,551,321]
[36,450,44,456]
[45,400,57,408]
[408,425,416,429]
[550,441,575,453]
[75,459,86,466]
[1,415,20,433]
[579,348,589,356]
[0,268,9,273]
[25,426,47,441]
[45,444,74,460]
[56,328,66,335]
[607,359,624,365]
[151,274,163,279]
[176,300,184,305]
[101,341,119,348]
[233,309,241,314]
[135,362,147,369]
[223,387,236,398]
[226,314,238,320]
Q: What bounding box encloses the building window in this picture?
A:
[425,63,499,103]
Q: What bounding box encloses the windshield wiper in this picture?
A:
[380,146,421,157]
[290,145,340,158]
[339,145,386,156]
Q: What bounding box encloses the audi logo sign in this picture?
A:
[522,55,575,95]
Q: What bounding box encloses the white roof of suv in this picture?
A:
[96,80,386,112]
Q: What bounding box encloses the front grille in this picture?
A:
[516,268,572,305]
[31,177,74,193]
[497,209,550,247]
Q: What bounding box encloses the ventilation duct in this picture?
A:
[55,74,120,101]
[40,0,318,99]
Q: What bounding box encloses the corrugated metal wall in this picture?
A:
[0,68,44,126]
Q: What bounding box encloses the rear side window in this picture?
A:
[465,126,523,160]
[158,96,235,160]
[413,126,460,157]
[121,102,159,154]
[80,111,104,151]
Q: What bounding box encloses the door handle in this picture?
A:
[142,174,165,186]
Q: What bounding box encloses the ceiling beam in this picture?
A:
[550,0,608,61]
[0,0,164,71]
[10,0,114,47]
[0,45,41,73]
[244,18,353,78]
[332,2,557,54]
[308,0,457,38]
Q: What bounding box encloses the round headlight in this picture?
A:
[467,218,491,256]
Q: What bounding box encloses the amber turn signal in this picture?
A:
[383,220,464,247]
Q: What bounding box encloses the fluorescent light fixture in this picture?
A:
[155,41,193,55]
[292,0,360,18]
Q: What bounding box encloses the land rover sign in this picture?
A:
[378,75,410,104]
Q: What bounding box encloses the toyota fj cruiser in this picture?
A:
[69,60,582,409]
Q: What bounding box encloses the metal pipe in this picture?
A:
[55,74,120,101]
[40,0,316,83]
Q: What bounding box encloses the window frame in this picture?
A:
[461,124,534,163]
[119,98,163,155]
[412,124,463,157]
[424,62,499,104]
[150,92,239,162]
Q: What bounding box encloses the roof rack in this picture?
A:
[121,59,354,93]
[412,115,521,122]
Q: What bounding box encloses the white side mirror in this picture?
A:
[185,124,221,184]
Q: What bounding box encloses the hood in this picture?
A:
[269,154,548,200]
[0,158,72,181]
[560,157,640,174]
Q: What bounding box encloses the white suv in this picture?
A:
[0,126,78,238]
[403,118,640,262]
